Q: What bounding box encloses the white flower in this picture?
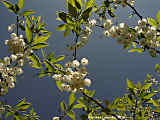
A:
[10,54,17,61]
[10,33,17,39]
[15,67,23,75]
[103,30,110,37]
[5,40,9,45]
[81,58,88,66]
[89,19,96,26]
[52,74,62,81]
[84,78,91,87]
[119,23,125,29]
[72,60,80,68]
[18,59,24,66]
[4,57,10,65]
[9,82,15,88]
[104,19,112,28]
[8,26,13,32]
[52,116,60,120]
[19,34,23,39]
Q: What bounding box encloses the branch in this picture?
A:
[73,34,79,60]
[125,2,143,20]
[16,16,19,36]
[81,91,121,120]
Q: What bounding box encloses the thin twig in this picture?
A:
[125,2,143,20]
[82,91,121,120]
[16,16,19,36]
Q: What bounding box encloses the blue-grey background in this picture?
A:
[0,0,160,119]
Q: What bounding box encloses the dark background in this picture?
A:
[0,0,160,119]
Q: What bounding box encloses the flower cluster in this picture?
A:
[5,33,25,54]
[0,25,33,95]
[52,58,91,92]
[0,59,23,95]
[103,18,160,56]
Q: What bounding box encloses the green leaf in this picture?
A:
[15,98,26,108]
[56,24,67,31]
[56,81,63,92]
[43,59,55,74]
[25,23,32,43]
[74,0,82,9]
[1,0,15,13]
[143,93,155,99]
[156,10,160,24]
[154,107,160,112]
[60,101,66,111]
[126,79,134,89]
[157,36,160,42]
[41,48,46,58]
[72,104,85,109]
[146,99,159,107]
[33,34,51,44]
[16,103,31,111]
[64,26,71,38]
[147,18,157,28]
[39,70,46,78]
[69,93,76,106]
[68,3,78,18]
[18,0,23,10]
[85,0,95,10]
[141,83,152,91]
[128,48,143,53]
[31,42,48,50]
[28,53,41,69]
[104,100,111,112]
[20,10,35,16]
[58,12,67,23]
[5,112,13,119]
[54,55,65,63]
[67,110,76,120]
[81,7,92,21]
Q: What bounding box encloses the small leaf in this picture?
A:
[28,53,41,69]
[31,42,48,50]
[25,23,32,43]
[67,110,76,120]
[64,26,71,38]
[81,7,92,21]
[5,112,13,119]
[85,0,95,10]
[72,104,85,109]
[104,100,111,112]
[18,0,23,10]
[128,48,143,53]
[56,81,63,92]
[60,101,66,111]
[141,83,152,91]
[126,79,134,89]
[147,18,157,28]
[56,24,67,31]
[20,10,35,16]
[74,0,82,9]
[156,10,160,24]
[33,34,51,44]
[58,12,67,23]
[68,3,78,18]
[143,93,155,99]
[41,48,46,58]
[69,93,75,106]
[16,98,26,108]
[1,0,15,13]
[55,55,65,63]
